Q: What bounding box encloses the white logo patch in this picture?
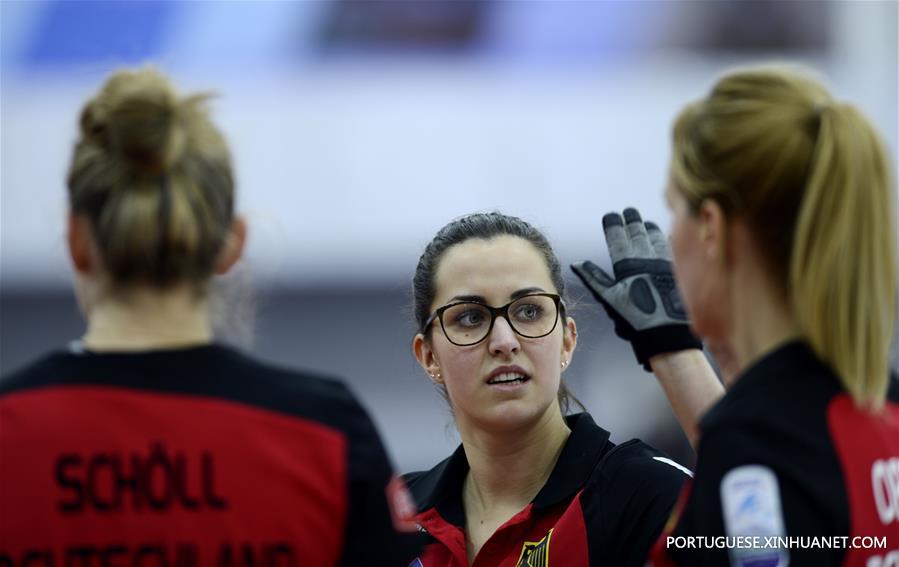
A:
[721,465,789,567]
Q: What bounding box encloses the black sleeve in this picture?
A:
[338,395,422,567]
[668,426,845,567]
[582,443,689,567]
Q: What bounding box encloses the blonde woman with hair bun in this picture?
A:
[0,68,419,565]
[646,65,899,566]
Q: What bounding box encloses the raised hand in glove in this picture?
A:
[571,208,702,372]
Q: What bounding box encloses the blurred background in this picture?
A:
[2,0,897,472]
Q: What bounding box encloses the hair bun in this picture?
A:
[84,69,187,174]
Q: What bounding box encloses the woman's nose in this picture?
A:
[488,315,520,356]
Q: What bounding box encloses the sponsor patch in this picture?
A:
[516,528,553,567]
[720,465,789,567]
[386,474,419,533]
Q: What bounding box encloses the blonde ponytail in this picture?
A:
[791,103,896,409]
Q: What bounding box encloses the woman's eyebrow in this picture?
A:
[448,287,546,304]
[448,294,486,303]
[510,287,546,300]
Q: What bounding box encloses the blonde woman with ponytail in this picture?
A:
[0,68,419,565]
[647,66,899,566]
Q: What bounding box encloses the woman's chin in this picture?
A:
[471,399,555,434]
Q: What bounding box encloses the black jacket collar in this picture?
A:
[699,340,835,432]
[407,412,613,525]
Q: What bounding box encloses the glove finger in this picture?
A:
[571,260,616,293]
[645,221,673,261]
[602,212,631,265]
[623,208,654,259]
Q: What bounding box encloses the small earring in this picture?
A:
[561,361,568,368]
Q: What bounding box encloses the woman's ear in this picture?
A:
[67,214,94,274]
[413,334,443,384]
[697,200,727,264]
[561,316,577,371]
[215,216,247,275]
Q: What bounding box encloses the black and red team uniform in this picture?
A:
[0,344,420,566]
[649,341,899,567]
[402,412,691,567]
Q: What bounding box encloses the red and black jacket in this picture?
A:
[650,341,899,566]
[0,344,420,566]
[403,412,690,567]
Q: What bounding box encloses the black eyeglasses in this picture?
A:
[423,293,563,346]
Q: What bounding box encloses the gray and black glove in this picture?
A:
[571,208,701,372]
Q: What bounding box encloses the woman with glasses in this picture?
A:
[402,212,706,567]
[0,68,418,565]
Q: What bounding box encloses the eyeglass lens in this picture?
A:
[440,295,558,345]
